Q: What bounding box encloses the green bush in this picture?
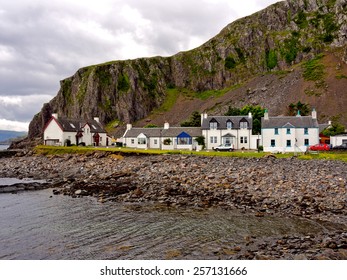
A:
[195,136,205,148]
[144,124,158,128]
[225,56,237,69]
[282,36,299,64]
[266,49,278,69]
[117,74,130,92]
[163,138,172,145]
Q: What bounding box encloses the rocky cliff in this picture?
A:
[26,0,347,142]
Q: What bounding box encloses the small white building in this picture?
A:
[123,122,202,150]
[330,134,347,147]
[261,109,319,153]
[201,113,259,150]
[43,114,108,146]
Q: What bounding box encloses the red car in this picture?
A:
[308,144,330,151]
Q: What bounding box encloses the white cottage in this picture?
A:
[261,109,319,152]
[330,134,347,147]
[43,114,108,146]
[201,113,259,150]
[123,122,202,150]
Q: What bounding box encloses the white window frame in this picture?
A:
[138,138,147,145]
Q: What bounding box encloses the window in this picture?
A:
[287,140,291,147]
[271,139,276,147]
[177,137,192,145]
[304,128,308,135]
[154,139,158,145]
[304,139,309,146]
[210,136,217,144]
[138,138,147,145]
[274,128,279,135]
[226,121,232,129]
[286,128,291,134]
[240,121,248,129]
[131,139,135,144]
[209,121,218,129]
[240,137,248,144]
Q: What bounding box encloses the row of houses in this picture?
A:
[122,109,321,152]
[43,109,346,152]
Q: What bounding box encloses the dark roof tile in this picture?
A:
[202,116,252,129]
[55,117,106,133]
[123,127,202,138]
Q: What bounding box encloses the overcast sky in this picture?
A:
[0,0,279,132]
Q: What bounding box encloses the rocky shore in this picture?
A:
[0,151,346,259]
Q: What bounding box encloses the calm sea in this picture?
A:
[0,188,340,260]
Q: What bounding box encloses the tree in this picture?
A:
[322,123,345,136]
[288,101,310,116]
[181,111,201,127]
[224,106,241,116]
[225,105,265,134]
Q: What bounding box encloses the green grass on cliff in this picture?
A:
[34,145,347,162]
[303,54,325,81]
[155,88,180,112]
[194,84,241,100]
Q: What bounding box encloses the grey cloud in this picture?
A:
[0,95,53,121]
[0,0,277,126]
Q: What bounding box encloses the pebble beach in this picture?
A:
[1,151,346,259]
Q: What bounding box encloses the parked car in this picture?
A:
[308,143,330,151]
[213,143,234,151]
[332,143,347,150]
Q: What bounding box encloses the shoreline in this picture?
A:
[0,152,346,259]
[1,152,345,222]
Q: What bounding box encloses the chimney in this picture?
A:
[126,124,132,130]
[164,122,170,129]
[94,117,100,123]
[312,108,317,119]
[201,112,207,124]
[248,112,252,119]
[328,120,332,125]
[296,110,301,117]
[52,113,58,119]
[264,109,269,120]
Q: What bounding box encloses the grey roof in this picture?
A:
[55,117,106,133]
[261,116,319,129]
[123,128,162,138]
[162,127,202,137]
[201,116,252,129]
[319,123,330,133]
[123,127,202,138]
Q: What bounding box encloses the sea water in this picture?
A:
[0,188,340,260]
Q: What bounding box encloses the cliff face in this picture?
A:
[28,0,347,140]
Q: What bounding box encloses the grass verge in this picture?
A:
[34,146,347,162]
